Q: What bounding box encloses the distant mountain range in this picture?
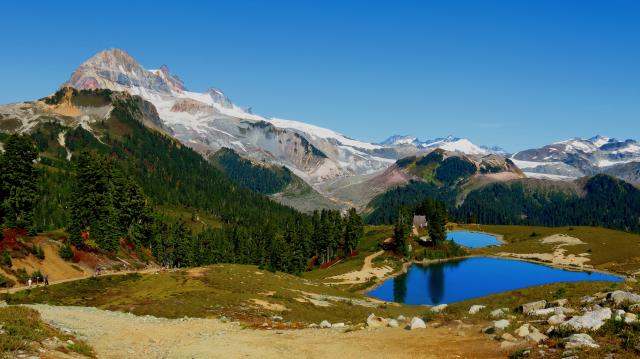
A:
[0,48,638,212]
[379,135,508,155]
[511,135,640,183]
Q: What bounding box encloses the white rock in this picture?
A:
[562,308,612,331]
[526,328,548,344]
[530,307,575,316]
[468,305,486,315]
[366,314,388,328]
[549,299,568,307]
[493,319,510,331]
[615,309,626,321]
[521,300,547,314]
[580,296,596,304]
[331,322,345,328]
[501,333,518,342]
[410,317,426,330]
[387,319,399,328]
[548,314,566,325]
[431,304,448,313]
[625,312,637,323]
[609,291,640,306]
[563,333,600,349]
[319,320,331,328]
[490,308,506,318]
[515,324,530,337]
[397,315,406,321]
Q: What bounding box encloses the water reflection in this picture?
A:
[370,257,622,305]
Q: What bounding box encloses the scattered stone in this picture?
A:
[271,315,283,321]
[580,296,596,304]
[562,308,611,331]
[629,304,640,313]
[388,319,399,328]
[615,309,626,321]
[548,314,567,325]
[493,319,510,331]
[320,320,332,329]
[469,305,486,315]
[500,340,526,349]
[609,291,640,306]
[526,328,548,344]
[431,304,448,313]
[515,324,530,337]
[501,333,518,342]
[530,307,575,317]
[308,323,318,328]
[546,326,556,335]
[66,340,74,345]
[410,317,426,330]
[563,333,600,349]
[625,312,638,323]
[331,322,345,328]
[490,308,506,318]
[561,349,575,357]
[521,300,547,314]
[367,314,388,328]
[397,315,406,321]
[550,299,568,307]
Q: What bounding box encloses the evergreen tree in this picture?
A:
[0,134,39,228]
[343,208,364,256]
[393,207,412,256]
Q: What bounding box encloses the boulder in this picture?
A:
[625,312,637,324]
[490,308,506,318]
[410,317,426,330]
[609,291,640,306]
[530,307,575,317]
[615,309,626,321]
[526,328,548,344]
[320,320,332,329]
[548,314,566,325]
[501,333,518,342]
[493,319,510,331]
[469,305,486,315]
[521,300,547,314]
[387,319,399,328]
[431,304,448,313]
[397,315,406,321]
[563,333,600,349]
[549,299,568,307]
[367,314,388,328]
[515,324,530,337]
[580,296,596,304]
[331,322,345,328]
[562,308,612,331]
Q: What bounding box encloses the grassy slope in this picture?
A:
[456,224,640,275]
[5,264,428,327]
[0,306,95,357]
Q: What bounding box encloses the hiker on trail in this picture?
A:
[44,275,49,286]
[28,278,32,288]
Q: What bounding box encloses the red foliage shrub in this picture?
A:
[0,228,27,251]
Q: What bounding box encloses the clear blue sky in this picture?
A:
[1,0,639,151]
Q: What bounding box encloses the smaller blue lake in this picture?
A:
[447,231,501,248]
[368,257,623,305]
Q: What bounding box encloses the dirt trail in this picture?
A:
[327,250,394,284]
[5,268,158,294]
[29,304,507,359]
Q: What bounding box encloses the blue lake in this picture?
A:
[447,231,502,248]
[368,257,623,305]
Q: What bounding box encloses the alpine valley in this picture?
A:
[1,49,638,216]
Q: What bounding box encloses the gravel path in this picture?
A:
[28,304,506,359]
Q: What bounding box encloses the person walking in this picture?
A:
[28,278,32,288]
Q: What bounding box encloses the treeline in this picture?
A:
[210,148,294,195]
[368,174,640,234]
[1,129,365,274]
[454,175,640,232]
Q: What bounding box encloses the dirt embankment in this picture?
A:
[29,304,506,359]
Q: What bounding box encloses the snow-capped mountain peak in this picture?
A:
[380,134,505,155]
